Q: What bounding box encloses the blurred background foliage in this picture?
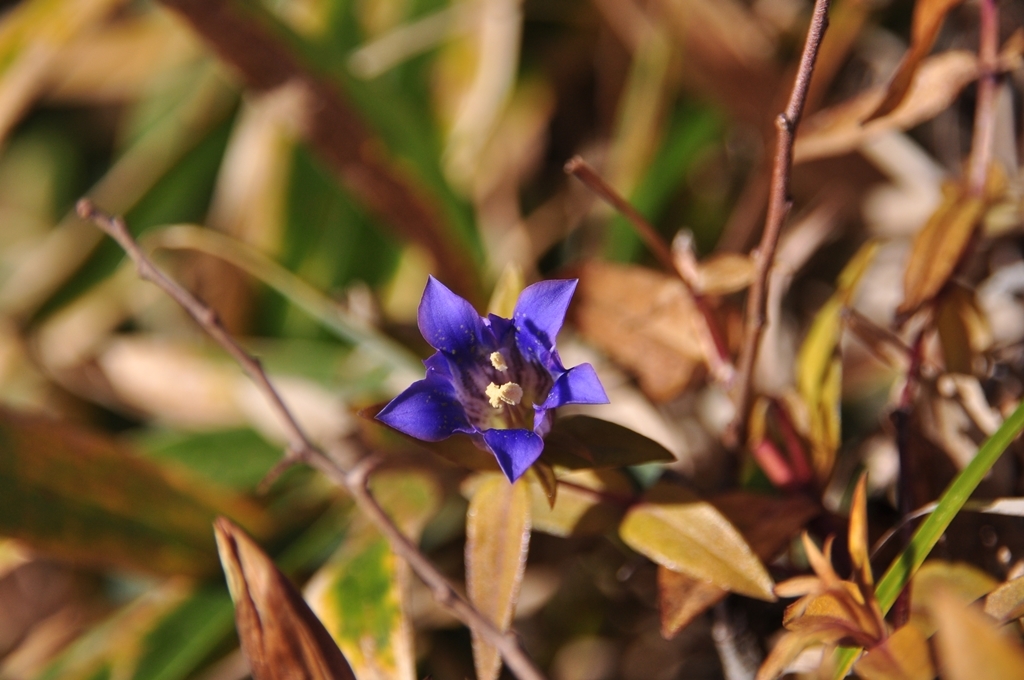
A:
[1,0,1024,678]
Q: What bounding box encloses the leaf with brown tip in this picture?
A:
[214,517,357,680]
[466,474,531,680]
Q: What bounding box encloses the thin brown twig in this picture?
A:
[725,0,832,448]
[564,155,735,383]
[77,199,547,680]
[967,0,1000,197]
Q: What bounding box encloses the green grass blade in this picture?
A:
[833,397,1024,676]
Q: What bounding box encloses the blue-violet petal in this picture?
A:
[376,375,473,441]
[418,276,486,357]
[483,428,545,482]
[539,363,610,410]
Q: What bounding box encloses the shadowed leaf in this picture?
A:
[541,415,676,470]
[909,560,998,636]
[0,407,268,576]
[621,482,776,601]
[466,474,531,680]
[214,517,357,680]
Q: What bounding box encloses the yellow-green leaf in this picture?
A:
[214,518,357,680]
[306,470,441,680]
[796,241,878,481]
[466,474,531,680]
[487,263,525,318]
[620,482,775,601]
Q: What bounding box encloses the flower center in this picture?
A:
[486,381,523,408]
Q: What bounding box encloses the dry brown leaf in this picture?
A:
[658,493,819,637]
[573,261,705,401]
[213,517,356,680]
[866,0,965,121]
[855,624,935,680]
[466,475,531,680]
[899,185,985,319]
[932,588,1024,680]
[795,51,978,163]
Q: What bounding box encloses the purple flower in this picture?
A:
[376,276,609,482]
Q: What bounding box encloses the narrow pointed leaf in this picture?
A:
[466,474,531,680]
[214,517,356,680]
[621,482,776,601]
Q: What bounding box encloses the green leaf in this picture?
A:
[135,428,283,491]
[0,407,270,577]
[619,481,775,601]
[305,470,441,680]
[833,396,1024,676]
[541,415,676,470]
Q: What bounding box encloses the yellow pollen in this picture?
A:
[486,381,523,408]
[490,351,508,371]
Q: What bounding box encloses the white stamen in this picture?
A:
[486,381,523,408]
[490,351,508,371]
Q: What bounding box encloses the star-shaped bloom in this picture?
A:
[376,276,609,481]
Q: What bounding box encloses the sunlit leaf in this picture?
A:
[487,263,524,318]
[854,624,934,680]
[932,588,1024,680]
[909,560,998,637]
[659,492,819,637]
[866,0,965,121]
[620,482,775,601]
[214,517,357,680]
[466,474,531,680]
[0,407,269,576]
[306,470,441,680]
[690,252,755,296]
[528,468,632,538]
